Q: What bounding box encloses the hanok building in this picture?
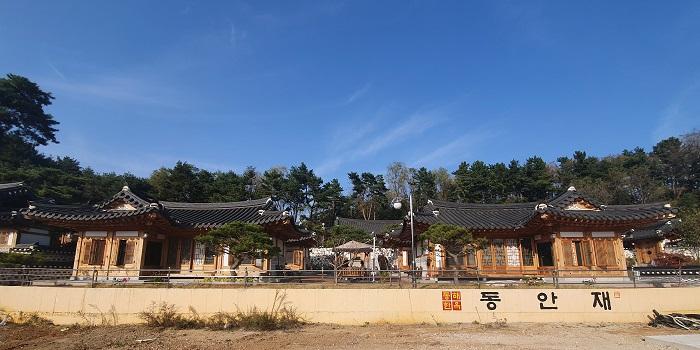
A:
[404,187,678,278]
[0,182,57,252]
[623,219,681,266]
[21,186,313,279]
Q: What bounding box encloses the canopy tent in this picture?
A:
[333,240,373,253]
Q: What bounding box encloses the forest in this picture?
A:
[2,73,699,232]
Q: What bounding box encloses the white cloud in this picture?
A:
[313,105,447,177]
[343,82,372,105]
[47,61,66,80]
[44,75,184,109]
[357,112,441,157]
[653,78,700,141]
[412,126,501,168]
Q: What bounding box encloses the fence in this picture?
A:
[1,266,699,288]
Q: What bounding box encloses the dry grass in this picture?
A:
[0,309,53,326]
[138,291,304,330]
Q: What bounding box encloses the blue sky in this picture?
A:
[1,1,699,184]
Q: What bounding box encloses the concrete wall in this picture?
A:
[1,286,698,325]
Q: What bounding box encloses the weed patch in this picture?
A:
[139,291,304,330]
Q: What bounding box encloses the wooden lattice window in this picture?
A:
[88,239,106,265]
[574,240,593,267]
[481,242,493,266]
[594,239,616,267]
[493,239,506,266]
[124,240,136,265]
[81,240,92,264]
[116,240,128,266]
[465,248,477,266]
[520,238,534,266]
[293,250,303,266]
[561,239,575,266]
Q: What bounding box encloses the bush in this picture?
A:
[0,252,45,267]
[139,291,304,330]
[138,303,203,328]
[654,252,695,268]
[0,309,53,326]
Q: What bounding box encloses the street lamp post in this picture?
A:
[371,231,376,282]
[392,193,416,287]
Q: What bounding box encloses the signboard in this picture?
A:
[441,290,462,311]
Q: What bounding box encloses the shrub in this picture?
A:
[0,252,45,267]
[138,303,203,328]
[234,306,304,330]
[0,310,53,326]
[654,252,695,268]
[139,291,304,330]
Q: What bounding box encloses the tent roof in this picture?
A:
[334,240,373,252]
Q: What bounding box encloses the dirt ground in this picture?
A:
[0,322,694,350]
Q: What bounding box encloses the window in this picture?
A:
[493,239,506,266]
[116,240,128,266]
[194,242,206,265]
[445,252,461,267]
[561,240,575,266]
[594,239,616,267]
[505,239,520,267]
[520,238,534,266]
[537,242,554,266]
[293,250,303,266]
[573,240,592,267]
[445,249,476,268]
[124,240,135,265]
[481,243,493,266]
[88,239,106,265]
[465,248,477,266]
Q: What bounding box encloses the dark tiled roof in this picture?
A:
[624,219,681,242]
[0,211,17,225]
[547,187,603,210]
[336,217,403,234]
[96,186,152,209]
[161,198,290,228]
[538,203,676,223]
[413,187,677,231]
[0,182,26,191]
[285,235,317,247]
[22,187,292,229]
[414,200,537,230]
[0,182,35,207]
[23,203,158,221]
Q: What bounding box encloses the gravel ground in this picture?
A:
[0,322,694,350]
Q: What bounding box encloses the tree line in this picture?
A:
[2,73,700,233]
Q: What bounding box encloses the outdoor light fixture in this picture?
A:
[392,194,416,287]
[143,232,149,238]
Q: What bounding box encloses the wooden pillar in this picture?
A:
[135,233,146,275]
[72,235,83,277]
